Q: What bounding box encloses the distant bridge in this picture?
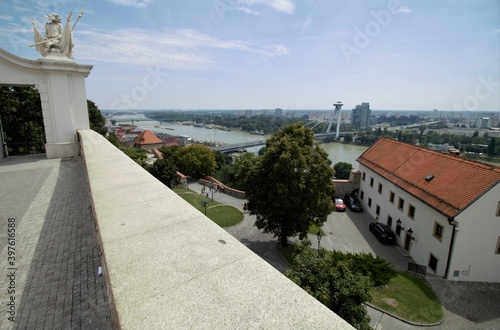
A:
[212,140,266,152]
[106,111,145,118]
[211,132,358,152]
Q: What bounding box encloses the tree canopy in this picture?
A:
[333,162,353,180]
[286,240,372,330]
[0,86,45,155]
[147,158,180,188]
[176,144,217,178]
[245,122,335,246]
[87,100,107,135]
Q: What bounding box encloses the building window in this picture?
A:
[370,177,374,187]
[362,172,366,181]
[428,254,438,272]
[376,205,380,216]
[496,237,500,254]
[368,198,372,208]
[387,215,393,228]
[389,191,395,204]
[378,183,383,194]
[497,202,500,217]
[408,205,416,219]
[398,197,405,211]
[433,222,444,241]
[360,190,364,200]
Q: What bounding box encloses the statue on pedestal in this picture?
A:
[31,10,83,59]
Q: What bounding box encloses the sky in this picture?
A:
[0,0,499,111]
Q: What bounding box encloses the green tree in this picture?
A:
[233,152,259,190]
[213,150,232,170]
[487,137,496,157]
[343,134,353,143]
[107,132,120,148]
[87,100,107,135]
[245,122,334,247]
[0,86,45,155]
[122,147,148,165]
[147,158,180,188]
[158,145,181,164]
[176,144,216,178]
[286,240,372,330]
[333,162,353,179]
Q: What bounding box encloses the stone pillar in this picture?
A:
[40,58,92,158]
[0,48,93,159]
[350,170,361,187]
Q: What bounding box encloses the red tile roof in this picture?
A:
[358,137,500,218]
[134,130,163,146]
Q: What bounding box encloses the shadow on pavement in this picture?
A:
[240,238,289,273]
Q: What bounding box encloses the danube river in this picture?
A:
[114,118,368,168]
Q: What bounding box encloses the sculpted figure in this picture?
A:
[31,10,83,58]
[43,13,64,52]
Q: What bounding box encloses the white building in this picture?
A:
[357,137,500,283]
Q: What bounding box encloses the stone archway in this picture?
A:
[0,48,92,159]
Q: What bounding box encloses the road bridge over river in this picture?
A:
[211,132,358,152]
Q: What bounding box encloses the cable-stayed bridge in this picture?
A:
[211,132,357,152]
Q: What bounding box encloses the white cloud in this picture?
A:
[492,29,500,34]
[0,14,13,21]
[235,7,261,15]
[238,0,295,14]
[268,44,289,56]
[76,28,288,69]
[106,0,154,9]
[397,6,413,14]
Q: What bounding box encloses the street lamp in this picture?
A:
[316,231,323,251]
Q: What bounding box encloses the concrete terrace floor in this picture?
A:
[0,154,112,329]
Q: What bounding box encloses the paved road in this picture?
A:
[189,181,500,330]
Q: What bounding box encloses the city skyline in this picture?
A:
[0,0,499,111]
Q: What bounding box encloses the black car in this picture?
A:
[343,194,363,212]
[369,222,396,244]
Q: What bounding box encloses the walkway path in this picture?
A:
[0,155,113,329]
[188,181,500,330]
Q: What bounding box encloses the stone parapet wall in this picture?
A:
[200,176,246,199]
[78,129,353,330]
[333,170,362,197]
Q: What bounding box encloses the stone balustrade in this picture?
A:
[77,129,353,329]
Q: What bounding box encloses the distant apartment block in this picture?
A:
[352,102,371,128]
[477,117,492,129]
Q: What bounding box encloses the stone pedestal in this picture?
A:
[0,48,93,159]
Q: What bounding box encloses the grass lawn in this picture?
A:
[308,223,324,235]
[370,272,444,324]
[173,187,244,227]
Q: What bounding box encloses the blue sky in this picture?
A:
[1,0,499,111]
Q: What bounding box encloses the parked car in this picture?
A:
[369,222,396,244]
[343,194,363,212]
[334,198,346,212]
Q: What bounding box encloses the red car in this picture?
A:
[334,198,346,212]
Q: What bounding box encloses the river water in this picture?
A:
[113,118,368,168]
